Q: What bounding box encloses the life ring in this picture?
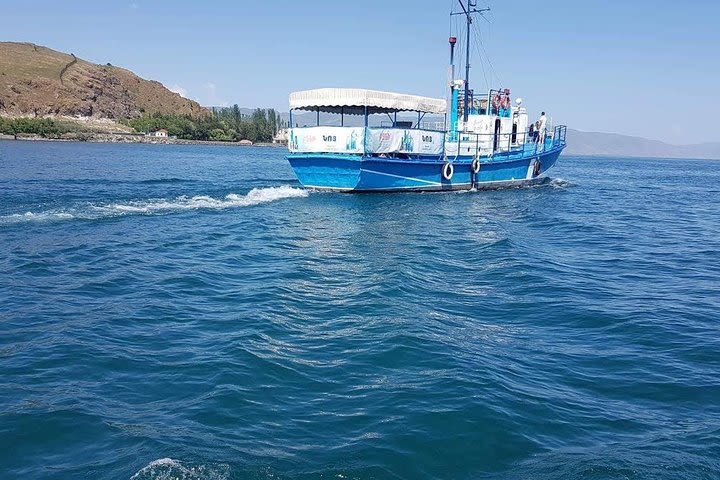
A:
[471,158,481,174]
[442,162,454,180]
[501,95,511,110]
[492,94,502,111]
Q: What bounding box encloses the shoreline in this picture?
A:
[0,133,284,148]
[2,135,716,161]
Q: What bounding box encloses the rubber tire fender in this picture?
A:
[442,162,454,180]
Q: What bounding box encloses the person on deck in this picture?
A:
[502,89,511,117]
[537,112,547,147]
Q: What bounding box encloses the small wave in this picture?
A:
[0,186,308,225]
[130,458,230,480]
[549,177,573,188]
[139,178,193,184]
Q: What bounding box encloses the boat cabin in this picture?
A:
[445,80,534,156]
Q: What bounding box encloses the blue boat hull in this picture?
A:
[287,144,565,192]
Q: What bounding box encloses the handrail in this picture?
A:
[368,125,447,133]
[288,124,567,157]
[442,126,566,150]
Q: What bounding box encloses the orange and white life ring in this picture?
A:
[501,95,511,110]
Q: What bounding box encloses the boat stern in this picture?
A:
[287,153,362,191]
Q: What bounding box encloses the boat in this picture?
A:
[285,1,567,192]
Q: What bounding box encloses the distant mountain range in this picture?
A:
[564,129,720,160]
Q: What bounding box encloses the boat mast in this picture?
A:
[453,1,490,123]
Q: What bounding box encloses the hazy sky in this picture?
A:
[3,0,718,144]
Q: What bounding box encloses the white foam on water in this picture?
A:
[130,458,230,480]
[1,211,76,222]
[0,186,309,225]
[550,177,572,188]
[98,186,308,214]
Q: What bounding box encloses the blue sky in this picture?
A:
[3,0,718,144]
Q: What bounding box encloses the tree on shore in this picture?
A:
[127,107,283,142]
[1,107,286,143]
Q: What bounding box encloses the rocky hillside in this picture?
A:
[0,42,207,119]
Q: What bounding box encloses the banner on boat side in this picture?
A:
[288,127,364,154]
[367,129,444,155]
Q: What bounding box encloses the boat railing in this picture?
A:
[420,121,447,132]
[288,124,567,157]
[445,125,568,159]
[377,121,447,133]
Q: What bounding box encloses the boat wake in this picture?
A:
[130,458,230,480]
[0,186,309,224]
[452,177,573,193]
[101,185,309,214]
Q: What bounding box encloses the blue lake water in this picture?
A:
[1,140,719,480]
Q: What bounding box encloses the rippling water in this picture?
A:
[1,140,719,480]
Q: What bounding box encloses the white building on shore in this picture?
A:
[148,129,168,138]
[273,128,289,144]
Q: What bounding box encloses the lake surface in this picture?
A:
[1,140,719,480]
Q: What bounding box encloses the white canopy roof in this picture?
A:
[289,88,446,115]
